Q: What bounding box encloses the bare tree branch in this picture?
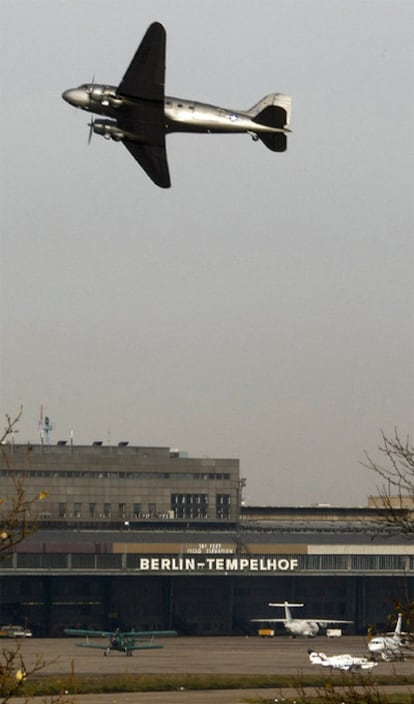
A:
[0,409,72,703]
[1,408,48,556]
[0,407,23,446]
[363,428,414,534]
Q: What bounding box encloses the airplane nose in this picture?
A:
[62,88,90,108]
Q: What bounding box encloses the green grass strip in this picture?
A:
[19,671,414,697]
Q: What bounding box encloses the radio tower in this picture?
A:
[39,405,53,445]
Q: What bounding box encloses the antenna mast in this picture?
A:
[39,405,53,445]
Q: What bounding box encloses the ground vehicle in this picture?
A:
[0,625,32,638]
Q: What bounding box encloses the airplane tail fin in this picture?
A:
[248,93,291,126]
[308,650,326,665]
[269,601,304,622]
[247,94,291,152]
[394,613,403,637]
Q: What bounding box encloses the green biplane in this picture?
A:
[64,627,176,656]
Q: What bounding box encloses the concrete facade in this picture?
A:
[0,443,240,524]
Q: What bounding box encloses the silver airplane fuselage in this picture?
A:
[62,84,289,138]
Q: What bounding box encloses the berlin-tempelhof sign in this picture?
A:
[137,556,299,573]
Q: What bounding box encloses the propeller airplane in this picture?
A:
[62,21,291,188]
[64,627,176,656]
[251,601,353,637]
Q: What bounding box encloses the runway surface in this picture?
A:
[9,636,414,703]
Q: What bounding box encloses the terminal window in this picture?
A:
[171,493,208,519]
[216,494,231,519]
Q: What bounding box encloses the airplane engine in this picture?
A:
[91,120,125,141]
[307,622,319,636]
[101,93,123,109]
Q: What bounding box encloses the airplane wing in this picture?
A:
[64,629,113,637]
[115,23,170,186]
[124,630,177,637]
[71,640,163,651]
[122,138,171,188]
[64,628,176,637]
[117,22,166,101]
[359,661,378,670]
[251,619,286,623]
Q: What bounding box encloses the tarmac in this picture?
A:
[8,635,414,703]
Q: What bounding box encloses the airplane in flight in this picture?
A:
[251,601,353,637]
[367,613,414,661]
[308,649,378,673]
[64,627,176,656]
[62,22,291,188]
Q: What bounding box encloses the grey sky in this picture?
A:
[1,0,413,506]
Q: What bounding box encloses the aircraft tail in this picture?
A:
[257,132,287,152]
[269,601,304,622]
[308,650,326,665]
[247,94,291,152]
[394,613,403,637]
[247,93,291,126]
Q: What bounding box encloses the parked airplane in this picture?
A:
[62,22,291,188]
[367,613,414,661]
[251,601,353,637]
[64,627,176,656]
[308,649,377,673]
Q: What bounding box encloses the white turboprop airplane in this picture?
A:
[251,601,353,637]
[367,613,414,661]
[308,649,377,673]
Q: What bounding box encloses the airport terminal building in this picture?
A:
[0,443,413,636]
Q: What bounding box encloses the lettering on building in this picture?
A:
[137,556,299,573]
[186,543,234,554]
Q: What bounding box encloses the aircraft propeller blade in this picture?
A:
[86,75,95,100]
[88,119,95,144]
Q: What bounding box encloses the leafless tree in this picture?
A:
[0,407,47,557]
[0,409,70,704]
[364,428,414,634]
[363,428,414,535]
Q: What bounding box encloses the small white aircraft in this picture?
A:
[251,601,353,637]
[308,649,378,673]
[367,613,414,661]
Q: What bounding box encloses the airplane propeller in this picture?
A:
[87,75,99,142]
[88,118,95,144]
[87,74,95,99]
